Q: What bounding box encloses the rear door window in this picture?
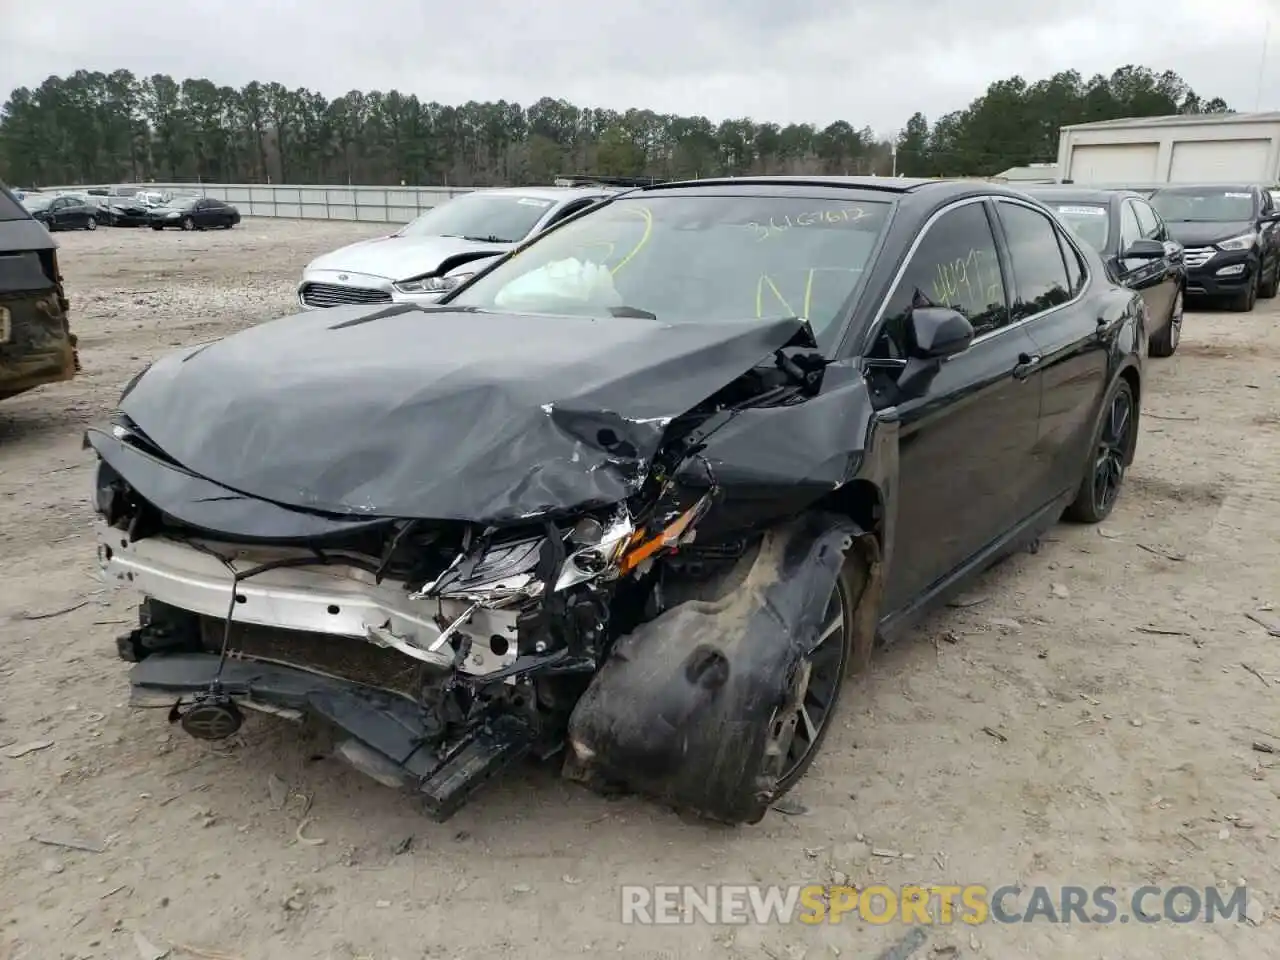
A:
[1118,201,1141,254]
[1058,232,1087,296]
[994,201,1073,320]
[1132,200,1161,240]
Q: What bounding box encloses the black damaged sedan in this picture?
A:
[88,177,1146,823]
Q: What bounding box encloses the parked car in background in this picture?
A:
[97,196,154,227]
[296,186,616,308]
[0,184,79,400]
[22,193,100,231]
[93,177,1145,824]
[147,195,240,231]
[1147,183,1280,312]
[1023,186,1185,357]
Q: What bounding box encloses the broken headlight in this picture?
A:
[553,513,637,591]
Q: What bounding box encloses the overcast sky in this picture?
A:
[1,0,1276,136]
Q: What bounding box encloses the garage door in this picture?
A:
[1067,143,1159,183]
[1169,138,1270,182]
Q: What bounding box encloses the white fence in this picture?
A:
[43,182,482,223]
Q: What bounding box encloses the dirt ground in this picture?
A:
[1,219,1278,960]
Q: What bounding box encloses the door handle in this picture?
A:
[1013,352,1041,380]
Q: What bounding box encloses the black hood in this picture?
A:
[1163,220,1254,247]
[117,304,815,525]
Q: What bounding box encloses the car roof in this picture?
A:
[1150,183,1259,193]
[630,175,1044,207]
[1018,186,1127,204]
[476,186,612,202]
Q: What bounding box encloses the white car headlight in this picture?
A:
[394,273,474,296]
[1216,232,1257,252]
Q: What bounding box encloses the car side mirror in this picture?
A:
[1121,238,1165,260]
[894,307,975,402]
[907,306,975,359]
[1261,212,1280,224]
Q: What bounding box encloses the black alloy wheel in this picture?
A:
[1065,378,1137,524]
[1093,387,1132,516]
[773,561,861,792]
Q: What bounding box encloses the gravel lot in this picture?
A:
[1,219,1279,960]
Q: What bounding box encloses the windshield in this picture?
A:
[162,196,198,209]
[399,192,556,242]
[22,195,53,212]
[1150,189,1256,222]
[447,194,892,347]
[1051,203,1110,251]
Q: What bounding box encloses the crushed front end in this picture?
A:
[88,306,878,824]
[91,417,726,821]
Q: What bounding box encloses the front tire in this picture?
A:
[181,216,195,231]
[85,216,97,231]
[1149,287,1182,358]
[1229,271,1258,312]
[1064,377,1138,524]
[1260,264,1279,299]
[771,549,870,795]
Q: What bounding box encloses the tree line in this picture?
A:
[0,65,1230,188]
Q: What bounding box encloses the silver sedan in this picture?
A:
[296,186,615,309]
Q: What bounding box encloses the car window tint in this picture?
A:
[1118,200,1140,252]
[995,201,1072,320]
[873,202,1008,356]
[1133,200,1161,239]
[1058,231,1086,296]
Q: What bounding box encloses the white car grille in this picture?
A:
[299,282,392,308]
[1182,247,1215,269]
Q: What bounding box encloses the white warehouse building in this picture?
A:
[1056,111,1280,186]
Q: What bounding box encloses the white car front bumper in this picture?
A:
[296,269,449,310]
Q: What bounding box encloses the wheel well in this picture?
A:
[1120,365,1140,408]
[812,479,884,549]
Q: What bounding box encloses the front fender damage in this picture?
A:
[562,512,882,824]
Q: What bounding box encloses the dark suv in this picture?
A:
[0,183,79,400]
[1148,183,1280,311]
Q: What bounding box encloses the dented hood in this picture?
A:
[117,304,812,524]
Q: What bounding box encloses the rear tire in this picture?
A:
[1148,287,1182,358]
[1064,377,1137,524]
